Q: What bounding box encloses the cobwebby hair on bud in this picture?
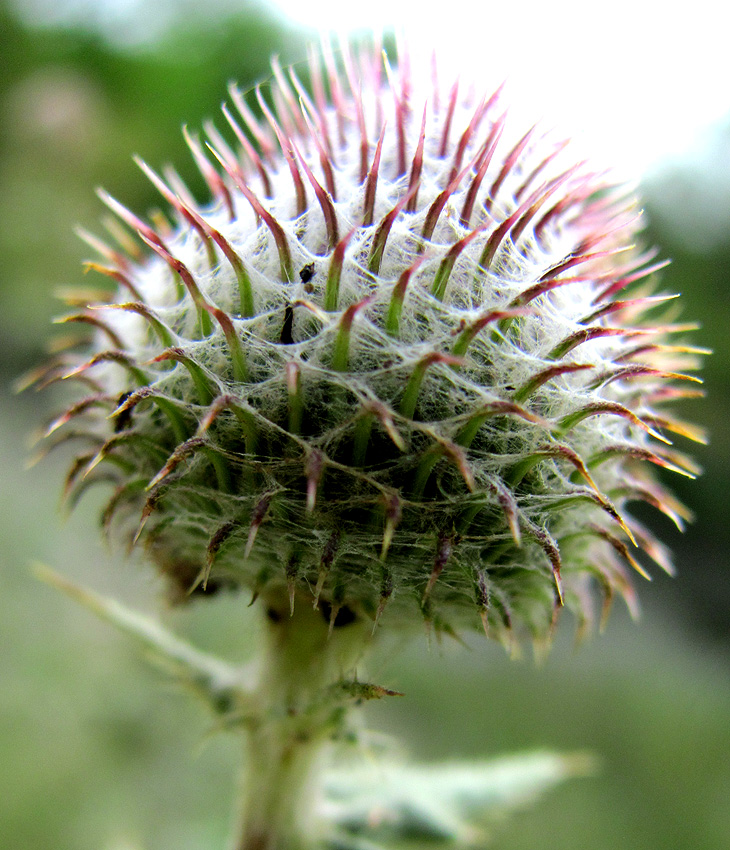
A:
[35,39,705,649]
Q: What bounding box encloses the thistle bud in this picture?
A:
[37,42,705,646]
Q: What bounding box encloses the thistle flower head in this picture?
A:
[35,41,705,646]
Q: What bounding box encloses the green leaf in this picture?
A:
[324,751,596,849]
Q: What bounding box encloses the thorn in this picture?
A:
[422,533,453,606]
[373,568,393,634]
[386,255,426,337]
[362,122,386,226]
[380,493,402,560]
[525,522,564,606]
[332,295,375,372]
[245,493,273,559]
[327,603,341,639]
[405,103,427,212]
[199,520,238,592]
[291,137,339,250]
[305,450,324,513]
[367,181,419,276]
[438,77,459,157]
[313,530,339,609]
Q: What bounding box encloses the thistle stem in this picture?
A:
[233,594,369,850]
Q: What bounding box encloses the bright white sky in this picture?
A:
[12,0,730,181]
[269,0,730,182]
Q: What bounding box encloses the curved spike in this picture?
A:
[485,124,537,211]
[373,567,393,632]
[92,302,175,348]
[478,181,553,270]
[135,156,216,268]
[380,492,402,560]
[382,52,407,176]
[245,493,273,559]
[221,102,272,197]
[362,122,387,227]
[332,296,375,371]
[588,365,702,391]
[422,533,453,605]
[101,479,147,536]
[131,487,163,548]
[306,43,334,158]
[555,401,671,444]
[108,386,188,445]
[76,226,131,271]
[448,87,497,182]
[150,348,217,405]
[290,137,338,250]
[369,401,407,452]
[96,189,168,252]
[214,159,293,283]
[85,432,164,480]
[475,569,491,637]
[641,413,708,445]
[227,82,277,160]
[63,350,149,386]
[454,401,547,449]
[451,307,530,357]
[508,443,599,493]
[386,255,426,337]
[399,351,463,419]
[56,284,112,308]
[53,313,125,349]
[138,234,212,337]
[271,55,308,137]
[182,126,234,219]
[101,213,144,261]
[581,292,680,325]
[612,479,691,532]
[197,394,258,456]
[324,226,357,312]
[296,96,337,199]
[147,436,214,491]
[196,520,239,592]
[591,525,651,581]
[624,517,676,576]
[82,261,144,301]
[513,362,594,404]
[368,182,420,275]
[430,221,490,301]
[589,444,699,479]
[313,530,340,608]
[204,304,248,383]
[45,394,113,437]
[515,137,571,202]
[286,361,303,435]
[305,449,325,513]
[592,259,672,305]
[421,154,481,243]
[339,42,369,182]
[547,326,630,361]
[405,104,428,212]
[508,167,579,244]
[438,77,459,157]
[523,519,564,605]
[459,114,506,228]
[256,87,307,216]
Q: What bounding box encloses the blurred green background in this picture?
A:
[1,2,728,849]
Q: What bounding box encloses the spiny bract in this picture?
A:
[35,41,705,646]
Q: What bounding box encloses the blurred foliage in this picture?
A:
[0,1,301,370]
[1,4,728,850]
